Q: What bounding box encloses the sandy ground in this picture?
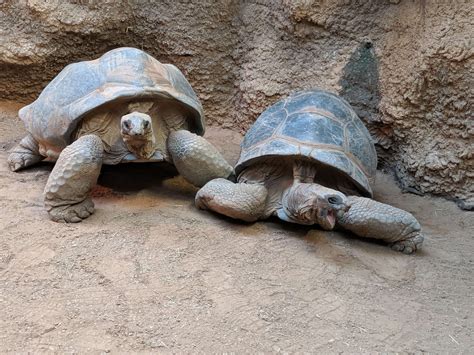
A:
[0,100,472,353]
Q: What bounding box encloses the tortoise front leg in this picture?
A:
[44,135,103,223]
[167,130,233,187]
[196,178,268,222]
[7,134,44,171]
[337,196,424,254]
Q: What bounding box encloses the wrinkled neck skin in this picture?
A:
[123,135,156,159]
[277,182,348,230]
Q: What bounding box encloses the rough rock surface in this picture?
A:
[0,0,472,207]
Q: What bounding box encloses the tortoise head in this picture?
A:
[121,112,156,159]
[277,183,348,230]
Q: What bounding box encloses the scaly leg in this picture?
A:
[8,134,43,171]
[196,178,268,222]
[337,196,424,254]
[167,130,233,187]
[44,135,103,223]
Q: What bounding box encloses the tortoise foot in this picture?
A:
[7,151,40,172]
[7,134,43,171]
[168,130,233,187]
[47,198,95,223]
[390,232,424,254]
[196,178,267,222]
[338,196,424,254]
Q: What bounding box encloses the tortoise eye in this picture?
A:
[328,196,341,205]
[123,120,131,130]
[143,121,150,129]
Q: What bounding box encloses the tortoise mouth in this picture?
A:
[121,132,151,141]
[276,205,338,230]
[317,208,337,230]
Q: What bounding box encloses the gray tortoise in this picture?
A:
[196,89,424,254]
[8,47,232,222]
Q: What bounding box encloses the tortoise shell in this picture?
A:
[235,89,377,197]
[19,47,204,158]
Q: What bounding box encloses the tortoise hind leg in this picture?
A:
[8,134,44,171]
[337,196,424,254]
[44,135,103,223]
[196,178,268,222]
[167,130,233,187]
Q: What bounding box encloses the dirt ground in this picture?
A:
[0,101,472,353]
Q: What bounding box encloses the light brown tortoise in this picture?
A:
[8,47,232,222]
[196,89,424,254]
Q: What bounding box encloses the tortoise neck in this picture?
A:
[292,159,317,184]
[123,139,155,160]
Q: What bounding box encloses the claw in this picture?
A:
[389,233,423,254]
[8,152,42,172]
[391,243,403,252]
[47,198,95,223]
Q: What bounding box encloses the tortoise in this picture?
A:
[8,47,233,222]
[196,89,424,254]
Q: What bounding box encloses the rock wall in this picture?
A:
[0,0,472,208]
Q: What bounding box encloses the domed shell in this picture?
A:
[19,47,204,155]
[235,89,377,197]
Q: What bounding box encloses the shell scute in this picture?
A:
[281,112,345,147]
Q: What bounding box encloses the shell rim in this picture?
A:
[235,153,373,197]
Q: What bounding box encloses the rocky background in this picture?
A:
[0,0,472,208]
